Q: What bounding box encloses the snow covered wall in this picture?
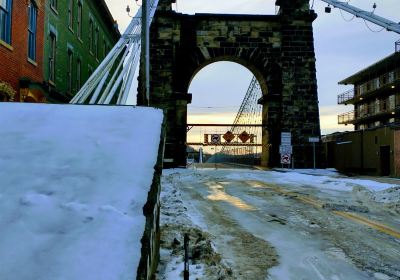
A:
[0,103,164,280]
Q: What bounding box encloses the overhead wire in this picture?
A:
[339,9,355,22]
[363,19,385,32]
[325,0,390,33]
[364,1,384,32]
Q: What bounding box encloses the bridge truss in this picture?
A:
[70,0,159,105]
[216,77,263,165]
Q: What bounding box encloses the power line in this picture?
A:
[363,19,385,32]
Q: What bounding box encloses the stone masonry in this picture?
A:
[139,0,321,168]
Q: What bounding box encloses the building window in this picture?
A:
[49,32,56,82]
[68,0,73,30]
[67,49,73,93]
[89,18,93,53]
[50,0,57,10]
[27,1,37,61]
[0,0,12,44]
[77,2,82,38]
[76,58,81,90]
[95,27,99,59]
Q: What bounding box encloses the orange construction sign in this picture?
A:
[238,131,250,143]
[223,131,235,143]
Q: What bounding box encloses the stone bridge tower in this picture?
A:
[139,0,321,168]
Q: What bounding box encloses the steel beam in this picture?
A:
[320,0,400,34]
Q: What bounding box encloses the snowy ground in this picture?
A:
[157,166,400,280]
[0,103,163,280]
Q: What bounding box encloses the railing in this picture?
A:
[337,67,400,104]
[338,111,355,124]
[358,99,395,118]
[337,88,354,104]
[338,98,397,124]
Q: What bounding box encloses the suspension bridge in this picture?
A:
[70,0,400,168]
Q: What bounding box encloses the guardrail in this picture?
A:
[338,111,355,124]
[338,99,397,124]
[337,89,355,104]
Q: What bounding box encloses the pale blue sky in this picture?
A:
[105,0,400,135]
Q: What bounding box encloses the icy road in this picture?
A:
[157,166,400,280]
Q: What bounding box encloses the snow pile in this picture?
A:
[0,103,163,280]
[225,169,398,193]
[372,186,400,204]
[157,170,233,280]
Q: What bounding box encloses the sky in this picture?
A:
[104,0,400,137]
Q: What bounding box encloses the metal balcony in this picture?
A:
[338,111,355,124]
[337,67,400,105]
[338,99,397,125]
[337,89,354,104]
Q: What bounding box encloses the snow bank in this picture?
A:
[225,169,398,192]
[0,103,163,280]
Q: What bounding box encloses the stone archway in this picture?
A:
[184,57,281,166]
[140,0,321,167]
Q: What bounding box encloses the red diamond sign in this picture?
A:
[223,131,235,143]
[238,131,250,143]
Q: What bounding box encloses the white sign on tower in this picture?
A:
[281,132,291,145]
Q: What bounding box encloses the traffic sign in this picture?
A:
[211,134,221,144]
[309,137,319,143]
[281,154,291,164]
[223,131,235,143]
[238,131,250,143]
[281,132,291,145]
[279,145,293,154]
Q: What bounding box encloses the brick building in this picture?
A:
[324,51,400,177]
[43,0,120,102]
[0,0,45,102]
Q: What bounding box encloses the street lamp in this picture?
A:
[325,5,331,13]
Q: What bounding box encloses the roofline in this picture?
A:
[338,51,400,85]
[98,0,121,40]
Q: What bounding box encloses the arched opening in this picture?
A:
[186,61,265,166]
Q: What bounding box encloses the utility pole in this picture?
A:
[141,0,150,105]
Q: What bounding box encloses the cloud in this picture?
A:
[188,112,237,124]
[319,105,351,135]
[174,0,275,15]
